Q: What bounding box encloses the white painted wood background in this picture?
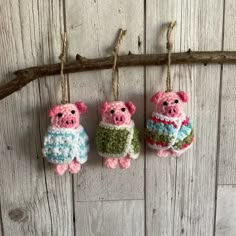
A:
[0,0,235,235]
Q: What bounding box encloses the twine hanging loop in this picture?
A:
[166,21,176,92]
[112,29,127,101]
[59,32,68,104]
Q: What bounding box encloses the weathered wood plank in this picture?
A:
[145,1,182,235]
[74,200,144,236]
[172,1,224,235]
[66,0,144,201]
[146,0,223,235]
[218,0,236,184]
[0,1,74,235]
[215,185,236,236]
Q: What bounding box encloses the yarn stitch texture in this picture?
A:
[101,102,132,123]
[96,120,140,159]
[146,112,193,154]
[43,125,89,164]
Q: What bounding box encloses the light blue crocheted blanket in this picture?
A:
[42,126,89,164]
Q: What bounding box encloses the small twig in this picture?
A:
[112,29,127,100]
[76,54,86,62]
[0,51,236,101]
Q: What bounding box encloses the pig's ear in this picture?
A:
[48,105,60,117]
[99,101,109,115]
[150,91,164,104]
[125,101,136,115]
[177,91,188,103]
[75,101,87,114]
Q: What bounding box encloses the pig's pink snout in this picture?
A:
[113,114,125,125]
[165,106,179,117]
[62,116,76,128]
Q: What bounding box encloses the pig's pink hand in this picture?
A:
[118,156,131,169]
[54,164,68,175]
[105,158,118,169]
[156,149,170,158]
[68,159,81,174]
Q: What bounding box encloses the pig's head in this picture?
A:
[150,91,188,117]
[48,102,87,129]
[99,101,136,126]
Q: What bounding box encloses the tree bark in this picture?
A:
[1,50,236,100]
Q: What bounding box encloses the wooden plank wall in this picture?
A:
[216,1,236,236]
[146,1,223,236]
[0,0,235,236]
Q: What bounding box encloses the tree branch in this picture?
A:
[1,50,236,100]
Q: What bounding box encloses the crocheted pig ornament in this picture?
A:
[96,101,140,169]
[146,91,194,157]
[42,102,89,175]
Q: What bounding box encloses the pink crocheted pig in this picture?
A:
[96,101,140,169]
[42,102,89,175]
[146,91,194,157]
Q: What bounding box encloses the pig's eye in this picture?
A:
[174,99,179,104]
[57,113,63,118]
[110,109,115,114]
[71,110,75,114]
[121,108,126,112]
[163,101,168,106]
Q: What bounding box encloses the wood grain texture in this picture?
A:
[145,1,182,235]
[146,0,223,235]
[1,0,236,235]
[172,1,224,235]
[66,0,144,202]
[0,1,74,235]
[215,185,236,236]
[218,0,236,184]
[74,200,144,236]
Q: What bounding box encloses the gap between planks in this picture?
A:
[74,199,144,203]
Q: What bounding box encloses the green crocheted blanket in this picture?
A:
[96,121,140,159]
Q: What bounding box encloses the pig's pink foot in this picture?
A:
[118,156,131,169]
[105,158,118,169]
[68,159,81,174]
[156,149,170,158]
[54,164,68,175]
[171,151,181,158]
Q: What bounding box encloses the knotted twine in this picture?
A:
[112,29,127,101]
[59,32,69,104]
[166,21,176,92]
